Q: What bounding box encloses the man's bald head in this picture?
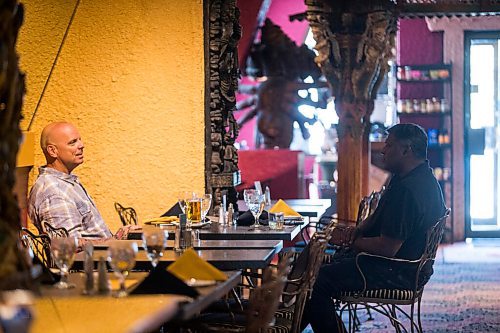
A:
[40,122,85,173]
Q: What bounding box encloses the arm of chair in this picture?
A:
[354,252,421,293]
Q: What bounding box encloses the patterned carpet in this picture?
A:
[304,262,500,332]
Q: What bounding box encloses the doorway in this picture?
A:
[464,32,500,238]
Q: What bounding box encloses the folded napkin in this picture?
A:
[143,216,178,225]
[167,248,227,281]
[236,210,269,226]
[269,199,301,217]
[161,202,183,217]
[130,267,199,297]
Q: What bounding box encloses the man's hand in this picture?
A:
[114,225,142,240]
[330,225,358,246]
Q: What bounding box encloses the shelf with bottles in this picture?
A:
[427,128,451,147]
[396,64,451,82]
[432,166,452,183]
[396,97,450,114]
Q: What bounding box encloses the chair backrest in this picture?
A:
[19,228,54,268]
[42,221,69,238]
[416,208,451,287]
[245,255,291,333]
[282,232,330,333]
[114,202,138,226]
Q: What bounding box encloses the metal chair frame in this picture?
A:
[114,202,138,226]
[337,208,451,333]
[42,221,69,238]
[19,228,54,269]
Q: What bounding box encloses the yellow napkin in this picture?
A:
[109,279,139,291]
[143,216,178,224]
[167,248,227,281]
[269,199,301,217]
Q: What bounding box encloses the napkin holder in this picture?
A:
[130,267,199,297]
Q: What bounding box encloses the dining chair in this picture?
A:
[42,221,69,238]
[337,208,451,333]
[114,202,138,226]
[181,254,292,333]
[19,228,54,269]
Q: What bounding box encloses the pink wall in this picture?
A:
[397,18,444,99]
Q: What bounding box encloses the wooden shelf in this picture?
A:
[398,111,451,116]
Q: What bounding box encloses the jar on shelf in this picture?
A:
[397,99,404,113]
[413,99,420,112]
[420,100,427,113]
[426,99,433,113]
[441,99,449,112]
[432,97,440,112]
[405,99,412,113]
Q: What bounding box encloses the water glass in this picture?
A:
[178,191,194,213]
[244,189,265,229]
[108,241,138,297]
[50,236,78,289]
[201,193,212,222]
[269,212,285,230]
[142,227,167,268]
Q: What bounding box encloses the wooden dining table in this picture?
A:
[127,220,308,242]
[91,239,283,253]
[73,247,277,271]
[32,271,241,333]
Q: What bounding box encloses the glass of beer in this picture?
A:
[186,196,202,225]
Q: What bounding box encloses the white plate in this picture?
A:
[185,278,217,287]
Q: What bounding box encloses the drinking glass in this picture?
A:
[269,212,285,230]
[244,189,265,229]
[107,241,138,297]
[142,227,167,268]
[186,196,202,226]
[201,193,212,222]
[50,236,78,289]
[178,191,194,214]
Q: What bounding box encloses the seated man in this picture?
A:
[301,123,446,333]
[28,121,130,240]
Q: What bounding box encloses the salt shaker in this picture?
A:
[83,243,94,295]
[226,203,235,226]
[97,256,110,294]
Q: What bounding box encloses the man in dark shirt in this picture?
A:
[301,123,446,333]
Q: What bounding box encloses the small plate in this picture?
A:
[185,278,217,287]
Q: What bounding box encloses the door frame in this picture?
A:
[464,30,500,238]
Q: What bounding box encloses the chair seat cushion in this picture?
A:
[339,288,417,301]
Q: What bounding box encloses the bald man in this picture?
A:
[28,122,113,238]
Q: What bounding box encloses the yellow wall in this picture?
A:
[17,0,206,232]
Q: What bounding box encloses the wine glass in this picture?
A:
[107,241,138,297]
[50,236,78,289]
[201,193,212,222]
[244,189,265,229]
[142,226,167,268]
[178,191,194,213]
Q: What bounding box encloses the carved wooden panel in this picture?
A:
[206,0,241,213]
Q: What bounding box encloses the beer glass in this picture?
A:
[186,196,202,225]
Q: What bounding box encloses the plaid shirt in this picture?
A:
[28,167,112,238]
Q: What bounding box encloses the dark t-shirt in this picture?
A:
[363,161,446,261]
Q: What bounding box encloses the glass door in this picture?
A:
[464,32,500,238]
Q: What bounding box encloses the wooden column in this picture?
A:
[0,0,32,288]
[305,0,396,223]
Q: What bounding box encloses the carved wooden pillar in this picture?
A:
[206,0,242,213]
[0,0,31,288]
[305,0,396,222]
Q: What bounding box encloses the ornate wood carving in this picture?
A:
[207,0,241,213]
[0,0,32,289]
[305,0,397,222]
